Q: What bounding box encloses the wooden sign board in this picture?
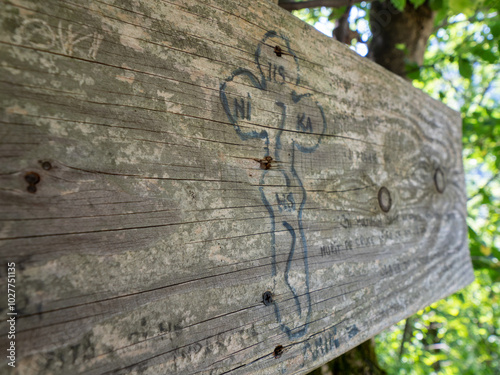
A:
[0,0,473,374]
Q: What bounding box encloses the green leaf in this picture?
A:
[390,0,407,11]
[434,7,448,26]
[328,6,347,21]
[430,0,445,11]
[489,21,500,38]
[485,0,500,11]
[409,0,426,7]
[486,267,500,283]
[406,61,421,79]
[472,45,497,63]
[458,58,473,79]
[449,0,474,13]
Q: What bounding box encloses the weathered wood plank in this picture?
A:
[0,0,473,374]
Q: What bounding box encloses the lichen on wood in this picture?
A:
[0,0,473,374]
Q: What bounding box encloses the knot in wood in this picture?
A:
[434,167,446,193]
[378,186,392,213]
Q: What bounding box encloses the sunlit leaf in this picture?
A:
[480,245,492,256]
[449,0,475,13]
[409,0,427,7]
[390,0,407,11]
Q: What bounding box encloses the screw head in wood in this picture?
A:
[27,185,37,194]
[274,345,284,359]
[25,172,40,185]
[41,161,52,170]
[274,45,282,57]
[434,168,446,193]
[378,186,392,213]
[262,291,273,306]
[260,156,273,170]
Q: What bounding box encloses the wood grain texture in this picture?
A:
[0,0,473,374]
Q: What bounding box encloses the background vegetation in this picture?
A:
[288,0,500,373]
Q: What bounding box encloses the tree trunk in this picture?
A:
[308,339,387,375]
[368,0,436,78]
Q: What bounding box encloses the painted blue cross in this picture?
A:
[220,31,327,339]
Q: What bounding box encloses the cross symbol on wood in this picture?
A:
[220,31,327,339]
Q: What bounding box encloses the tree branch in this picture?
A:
[399,317,413,360]
[278,0,372,11]
[333,0,354,43]
[468,172,500,202]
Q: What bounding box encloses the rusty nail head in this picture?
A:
[263,291,273,306]
[378,186,392,213]
[274,45,282,57]
[434,168,446,193]
[25,172,40,185]
[42,161,52,170]
[274,345,284,359]
[260,156,273,170]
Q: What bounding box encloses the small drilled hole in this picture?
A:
[274,45,282,57]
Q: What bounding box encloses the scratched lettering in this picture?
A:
[19,19,103,59]
[302,327,340,363]
[380,260,412,278]
[321,225,426,257]
[344,149,378,163]
[320,240,353,256]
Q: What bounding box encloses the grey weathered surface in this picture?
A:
[0,0,473,374]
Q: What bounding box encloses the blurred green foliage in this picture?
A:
[376,270,500,374]
[294,0,499,372]
[413,2,500,279]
